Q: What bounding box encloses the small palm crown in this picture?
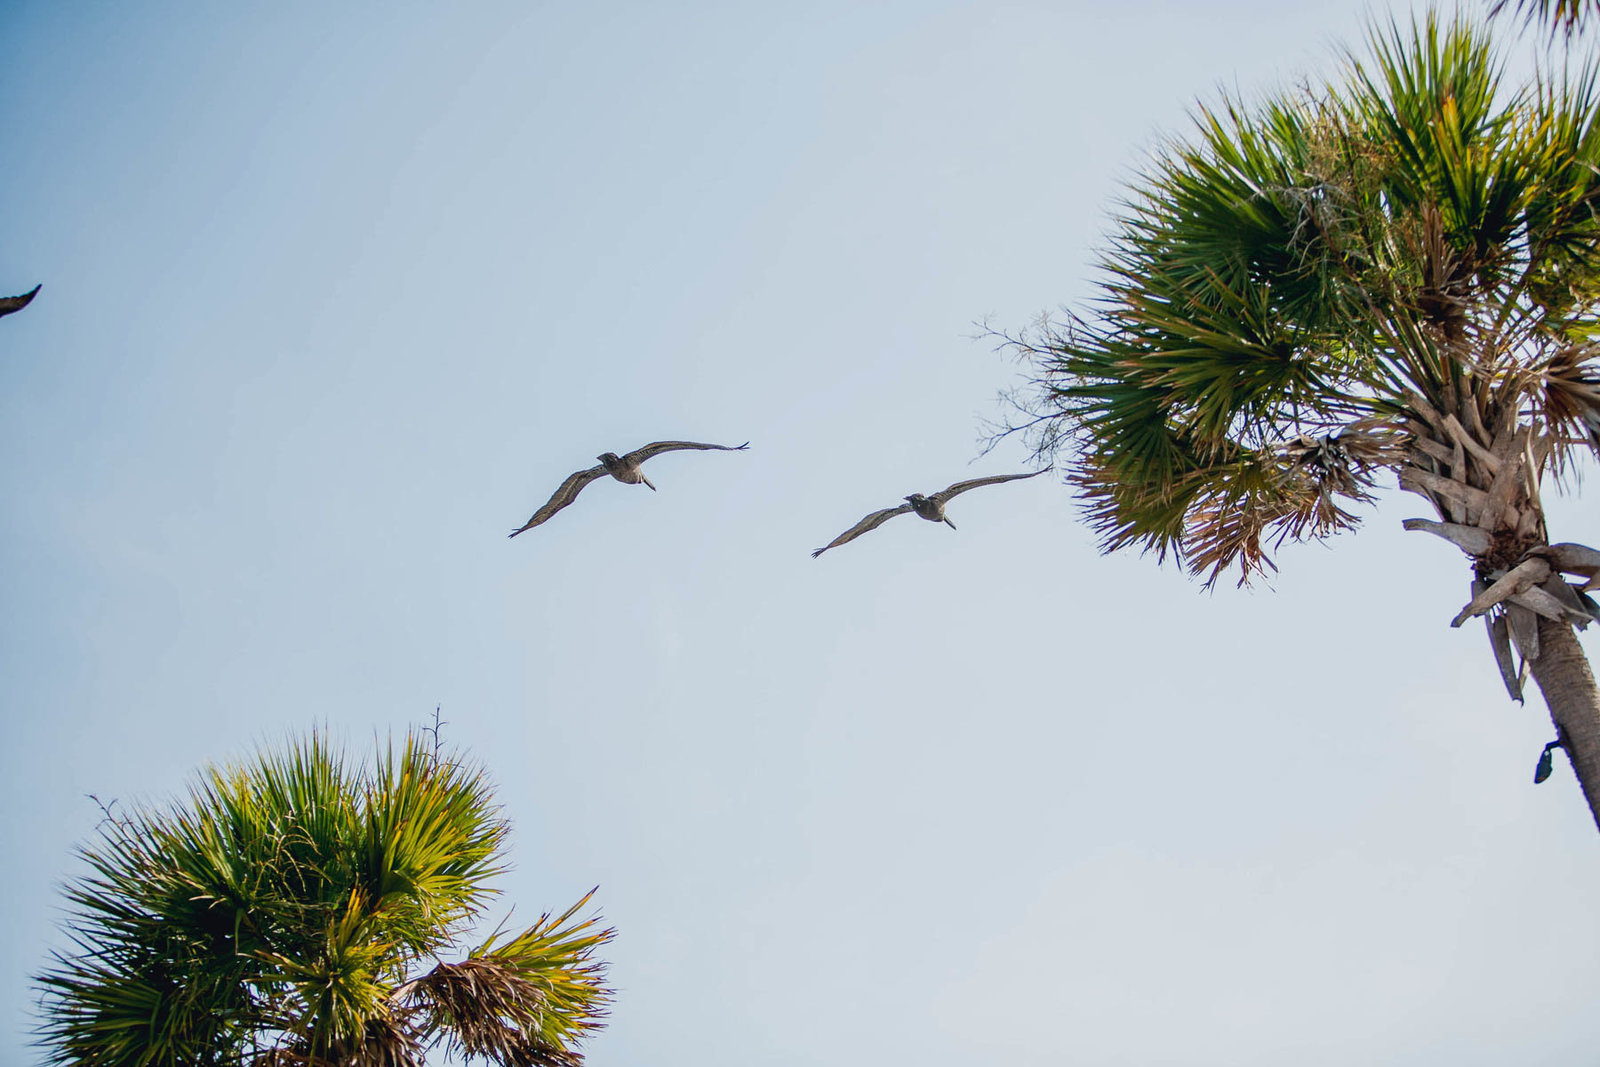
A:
[35,731,614,1067]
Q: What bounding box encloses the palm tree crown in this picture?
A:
[1002,13,1600,827]
[1006,14,1599,586]
[36,731,613,1067]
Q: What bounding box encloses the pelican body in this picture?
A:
[905,493,957,528]
[597,451,657,491]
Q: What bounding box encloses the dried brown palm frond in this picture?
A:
[407,958,582,1067]
[1536,341,1600,453]
[1490,0,1600,37]
[252,1012,424,1067]
[1182,419,1406,584]
[404,891,613,1066]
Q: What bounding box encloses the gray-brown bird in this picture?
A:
[509,440,750,537]
[811,469,1049,558]
[0,284,40,319]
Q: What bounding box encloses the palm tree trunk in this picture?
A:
[1528,618,1600,833]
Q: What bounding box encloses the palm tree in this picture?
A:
[1001,15,1600,828]
[1490,0,1600,37]
[35,730,614,1066]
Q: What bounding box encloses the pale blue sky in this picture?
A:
[4,3,1599,1064]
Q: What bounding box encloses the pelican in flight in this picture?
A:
[811,469,1049,558]
[509,439,750,537]
[0,284,40,319]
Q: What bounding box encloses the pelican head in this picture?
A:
[905,493,929,505]
[598,452,623,467]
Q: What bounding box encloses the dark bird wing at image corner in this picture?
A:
[0,284,41,318]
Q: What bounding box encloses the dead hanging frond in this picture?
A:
[403,891,613,1067]
[1121,417,1409,588]
[1536,341,1600,455]
[1489,0,1600,38]
[1412,203,1474,339]
[1198,430,1387,584]
[407,957,582,1067]
[251,1012,425,1067]
[1281,416,1413,490]
[1441,546,1600,701]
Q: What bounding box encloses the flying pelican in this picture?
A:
[509,439,750,537]
[0,284,40,319]
[811,469,1049,558]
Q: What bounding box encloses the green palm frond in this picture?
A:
[359,736,507,951]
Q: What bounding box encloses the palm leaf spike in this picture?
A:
[1486,605,1524,702]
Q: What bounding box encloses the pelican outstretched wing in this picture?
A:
[623,440,750,464]
[0,284,40,319]
[811,504,914,558]
[929,468,1049,505]
[509,465,608,537]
